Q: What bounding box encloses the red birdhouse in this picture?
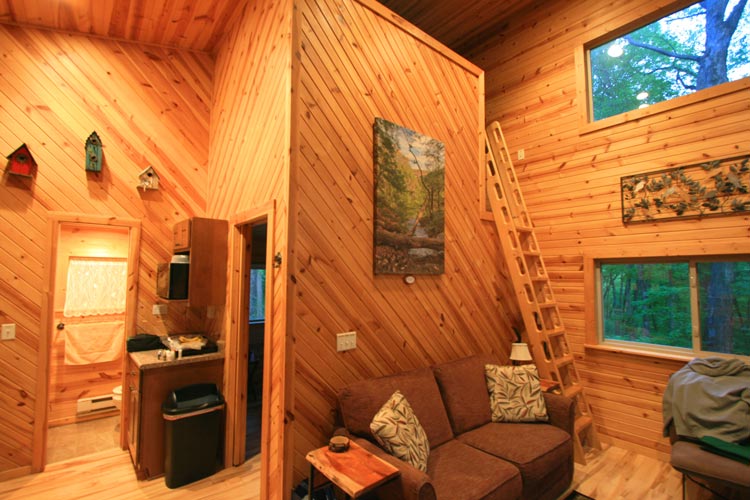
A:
[5,143,37,178]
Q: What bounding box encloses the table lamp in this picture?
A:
[510,342,532,365]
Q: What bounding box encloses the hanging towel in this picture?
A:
[64,321,125,365]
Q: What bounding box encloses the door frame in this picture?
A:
[33,213,141,472]
[225,201,274,497]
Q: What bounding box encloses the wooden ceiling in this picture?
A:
[0,0,535,55]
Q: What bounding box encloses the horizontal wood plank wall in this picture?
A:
[470,0,749,460]
[290,0,520,485]
[0,25,212,476]
[208,0,293,497]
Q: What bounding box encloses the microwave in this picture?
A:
[156,263,189,300]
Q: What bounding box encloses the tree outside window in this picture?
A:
[589,0,749,121]
[599,260,750,357]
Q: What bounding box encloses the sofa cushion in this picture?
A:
[427,439,522,500]
[338,366,454,448]
[485,364,549,422]
[432,354,493,435]
[458,422,573,500]
[370,390,430,472]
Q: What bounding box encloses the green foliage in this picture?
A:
[591,0,749,121]
[601,261,750,356]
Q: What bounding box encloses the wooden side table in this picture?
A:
[305,440,400,499]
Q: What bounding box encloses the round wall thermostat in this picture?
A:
[403,275,416,284]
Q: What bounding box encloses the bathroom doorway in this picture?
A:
[34,215,140,471]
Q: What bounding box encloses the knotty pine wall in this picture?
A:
[208,0,293,497]
[289,0,520,485]
[470,0,750,460]
[0,25,212,477]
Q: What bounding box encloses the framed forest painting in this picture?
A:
[373,118,445,275]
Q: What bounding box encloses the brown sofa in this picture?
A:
[337,354,575,500]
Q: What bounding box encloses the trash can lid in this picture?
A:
[162,383,224,415]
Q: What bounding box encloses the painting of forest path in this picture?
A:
[373,118,445,275]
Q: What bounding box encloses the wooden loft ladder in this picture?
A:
[484,121,601,464]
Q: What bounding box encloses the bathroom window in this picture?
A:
[64,258,127,316]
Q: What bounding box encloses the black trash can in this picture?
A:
[162,383,225,489]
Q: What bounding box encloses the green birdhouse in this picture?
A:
[85,131,102,172]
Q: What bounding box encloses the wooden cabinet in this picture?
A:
[165,217,228,306]
[173,219,191,252]
[126,356,224,480]
[127,359,140,464]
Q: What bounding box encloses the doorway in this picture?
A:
[225,205,273,482]
[34,214,140,471]
[245,223,267,458]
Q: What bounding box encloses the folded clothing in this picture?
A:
[127,333,163,352]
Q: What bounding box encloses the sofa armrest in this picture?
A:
[543,392,575,436]
[351,437,436,500]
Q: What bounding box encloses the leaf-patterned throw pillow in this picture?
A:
[485,364,549,423]
[370,390,430,472]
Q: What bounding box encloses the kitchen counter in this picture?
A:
[128,343,224,370]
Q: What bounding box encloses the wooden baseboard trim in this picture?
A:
[0,466,33,482]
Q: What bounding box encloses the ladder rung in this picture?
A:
[563,384,582,399]
[575,415,593,435]
[555,354,574,367]
[514,225,533,233]
[523,250,541,257]
[544,327,566,337]
[537,301,557,309]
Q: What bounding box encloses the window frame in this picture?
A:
[575,0,750,135]
[584,251,750,361]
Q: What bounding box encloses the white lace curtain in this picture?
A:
[63,258,127,317]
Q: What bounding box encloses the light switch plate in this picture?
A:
[1,323,16,340]
[336,331,357,352]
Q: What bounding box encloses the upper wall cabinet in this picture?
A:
[174,217,228,307]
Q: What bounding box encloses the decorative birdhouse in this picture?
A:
[85,131,102,172]
[5,143,37,177]
[138,165,160,191]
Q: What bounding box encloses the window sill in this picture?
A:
[584,343,694,363]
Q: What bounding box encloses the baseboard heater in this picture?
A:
[77,394,116,414]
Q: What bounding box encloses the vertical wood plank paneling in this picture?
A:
[289,0,519,486]
[471,0,750,460]
[208,0,293,497]
[0,25,212,476]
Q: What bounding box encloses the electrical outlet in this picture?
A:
[152,304,168,316]
[1,323,16,341]
[517,149,525,161]
[336,331,357,352]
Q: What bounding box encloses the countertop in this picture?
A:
[129,342,224,370]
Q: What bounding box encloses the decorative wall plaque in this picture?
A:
[621,155,750,223]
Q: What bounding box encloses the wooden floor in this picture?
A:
[574,443,683,500]
[0,442,682,499]
[0,449,261,500]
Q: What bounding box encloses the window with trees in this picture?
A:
[587,0,749,122]
[249,268,266,323]
[596,258,749,357]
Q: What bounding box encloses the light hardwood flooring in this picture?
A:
[0,442,682,499]
[574,443,683,500]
